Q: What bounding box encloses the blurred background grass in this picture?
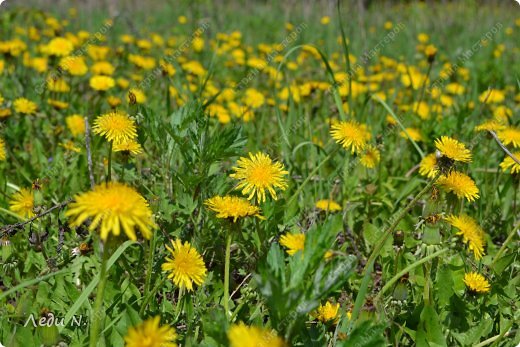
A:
[4,0,518,87]
[12,0,519,35]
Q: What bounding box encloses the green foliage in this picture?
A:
[256,216,356,340]
[0,1,519,347]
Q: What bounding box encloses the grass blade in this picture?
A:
[373,95,425,158]
[60,240,136,331]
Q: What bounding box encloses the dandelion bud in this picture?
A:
[394,230,404,246]
[425,44,437,63]
[128,90,137,105]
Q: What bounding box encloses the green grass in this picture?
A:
[0,1,519,346]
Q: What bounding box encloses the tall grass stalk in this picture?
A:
[89,243,110,347]
[350,172,441,329]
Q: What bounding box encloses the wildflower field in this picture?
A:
[0,0,519,346]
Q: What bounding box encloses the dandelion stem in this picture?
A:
[414,60,433,115]
[374,96,424,158]
[139,276,168,317]
[490,219,520,269]
[350,173,441,329]
[89,243,110,347]
[473,322,514,347]
[84,115,95,189]
[253,215,262,252]
[174,286,184,320]
[106,142,113,183]
[288,147,339,205]
[514,179,518,217]
[141,231,157,314]
[375,248,448,304]
[223,229,232,320]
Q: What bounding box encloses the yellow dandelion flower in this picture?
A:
[445,214,486,259]
[59,140,81,153]
[400,128,423,142]
[60,56,88,76]
[113,138,143,155]
[128,88,147,104]
[135,39,152,51]
[230,152,289,203]
[9,188,35,218]
[409,102,430,119]
[107,96,122,108]
[324,250,335,260]
[360,145,381,168]
[497,127,520,148]
[93,111,137,144]
[463,272,490,294]
[162,239,207,291]
[474,119,506,132]
[311,136,324,148]
[478,89,504,104]
[321,16,331,25]
[181,60,205,76]
[13,98,37,115]
[243,88,265,109]
[424,44,437,59]
[418,33,429,43]
[0,138,6,160]
[124,316,177,347]
[437,171,479,202]
[314,302,340,324]
[0,38,26,56]
[493,105,512,119]
[205,195,264,222]
[434,136,472,163]
[385,115,397,125]
[47,78,70,93]
[0,108,11,118]
[91,61,115,75]
[66,115,86,137]
[330,120,371,153]
[88,45,110,61]
[47,99,69,110]
[89,75,115,91]
[65,182,155,241]
[228,323,286,347]
[279,233,305,255]
[315,199,341,212]
[493,113,510,127]
[446,83,465,95]
[117,78,130,89]
[419,153,438,178]
[499,152,520,174]
[120,34,135,44]
[46,37,74,56]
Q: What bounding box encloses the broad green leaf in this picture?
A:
[338,320,386,347]
[416,304,447,347]
[60,241,136,332]
[435,265,454,308]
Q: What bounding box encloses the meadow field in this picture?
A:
[0,0,519,346]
